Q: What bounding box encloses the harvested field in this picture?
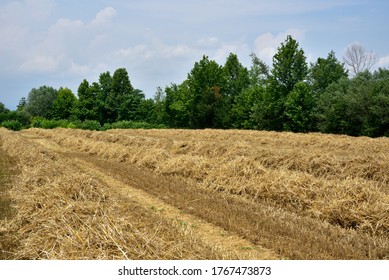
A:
[0,127,389,259]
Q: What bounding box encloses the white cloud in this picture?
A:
[254,28,306,64]
[90,6,117,27]
[0,0,54,23]
[196,37,220,48]
[16,6,116,76]
[69,62,91,76]
[19,55,63,73]
[117,45,152,60]
[378,55,389,67]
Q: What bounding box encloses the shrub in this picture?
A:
[106,121,168,130]
[78,120,102,131]
[40,119,70,129]
[1,120,23,131]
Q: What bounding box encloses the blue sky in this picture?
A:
[1,0,388,109]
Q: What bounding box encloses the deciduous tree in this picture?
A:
[343,43,377,76]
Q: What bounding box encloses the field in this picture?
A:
[0,127,389,260]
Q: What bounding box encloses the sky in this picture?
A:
[1,0,389,110]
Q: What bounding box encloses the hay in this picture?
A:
[0,129,226,259]
[2,127,389,259]
[34,128,389,235]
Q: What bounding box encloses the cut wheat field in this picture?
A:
[0,127,388,260]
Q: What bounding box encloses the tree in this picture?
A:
[162,82,191,128]
[76,80,99,121]
[343,43,377,76]
[252,36,308,131]
[105,68,144,122]
[248,52,270,86]
[24,86,58,118]
[96,71,113,123]
[17,97,27,111]
[231,53,269,129]
[271,35,308,96]
[315,71,389,137]
[119,89,145,121]
[220,53,250,127]
[186,55,226,128]
[284,82,315,132]
[232,86,263,129]
[50,88,77,120]
[309,51,348,95]
[153,86,166,124]
[0,102,9,114]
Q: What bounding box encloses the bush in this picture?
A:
[77,120,102,131]
[106,121,167,130]
[40,119,70,129]
[1,120,23,131]
[30,117,46,128]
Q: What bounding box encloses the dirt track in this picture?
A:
[1,128,389,259]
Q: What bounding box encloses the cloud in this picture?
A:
[19,55,63,73]
[90,6,117,27]
[16,6,116,76]
[0,0,55,23]
[254,28,306,64]
[197,37,220,48]
[378,55,389,67]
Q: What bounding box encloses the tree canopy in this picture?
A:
[1,35,388,137]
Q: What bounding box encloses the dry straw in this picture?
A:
[0,128,227,259]
[1,127,389,259]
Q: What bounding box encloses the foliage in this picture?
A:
[24,86,58,118]
[1,120,23,131]
[186,55,226,128]
[284,82,315,132]
[1,36,389,137]
[0,110,30,130]
[77,120,102,131]
[103,121,167,130]
[271,35,308,96]
[50,87,77,120]
[309,51,348,95]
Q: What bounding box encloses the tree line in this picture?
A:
[1,35,388,137]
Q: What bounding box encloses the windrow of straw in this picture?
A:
[0,128,227,259]
[29,128,389,237]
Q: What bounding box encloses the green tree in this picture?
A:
[105,68,144,122]
[186,55,226,128]
[105,68,132,122]
[153,86,166,124]
[24,86,58,118]
[50,87,77,120]
[0,102,9,114]
[272,35,308,96]
[17,97,27,111]
[96,71,113,123]
[232,86,263,129]
[220,53,250,127]
[135,98,156,123]
[231,53,270,129]
[253,35,308,131]
[76,80,99,121]
[309,51,348,95]
[162,82,191,128]
[315,77,350,134]
[248,52,270,86]
[119,89,145,121]
[284,82,315,132]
